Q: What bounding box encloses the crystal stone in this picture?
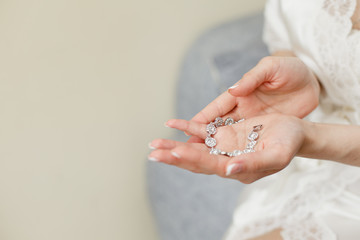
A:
[214,117,224,127]
[246,141,257,149]
[210,148,221,155]
[205,137,217,148]
[233,150,242,156]
[253,125,262,131]
[206,123,216,135]
[248,131,259,141]
[243,149,252,154]
[224,117,235,126]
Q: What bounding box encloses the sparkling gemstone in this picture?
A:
[224,117,235,126]
[246,140,257,149]
[214,117,224,127]
[210,148,221,155]
[227,152,234,157]
[205,137,217,147]
[253,125,262,131]
[206,123,216,135]
[248,131,259,141]
[233,150,242,156]
[243,149,251,153]
[236,118,245,123]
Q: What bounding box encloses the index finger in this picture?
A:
[191,91,237,124]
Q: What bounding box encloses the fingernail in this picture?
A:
[184,132,190,136]
[148,142,156,150]
[164,122,170,128]
[148,157,159,162]
[171,151,181,159]
[228,85,238,90]
[226,163,242,176]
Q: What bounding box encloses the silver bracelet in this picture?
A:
[205,117,262,157]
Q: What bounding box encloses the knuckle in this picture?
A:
[156,138,167,146]
[242,72,254,79]
[240,177,254,184]
[260,56,280,70]
[251,159,264,172]
[260,56,275,65]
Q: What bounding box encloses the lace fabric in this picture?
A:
[225,1,360,239]
[225,161,360,240]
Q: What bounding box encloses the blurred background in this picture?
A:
[0,0,266,239]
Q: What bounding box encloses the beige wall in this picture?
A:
[0,0,266,239]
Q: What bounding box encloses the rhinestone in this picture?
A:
[206,123,216,135]
[224,117,235,126]
[236,118,245,123]
[246,141,257,149]
[243,149,251,153]
[233,150,242,156]
[227,152,234,157]
[220,151,227,155]
[248,131,259,141]
[214,117,224,127]
[253,125,262,131]
[205,137,217,147]
[210,148,221,155]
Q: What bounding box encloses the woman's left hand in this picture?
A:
[149,114,306,183]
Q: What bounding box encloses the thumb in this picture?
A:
[228,57,277,97]
[225,147,285,176]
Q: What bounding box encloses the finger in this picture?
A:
[166,119,207,139]
[225,148,287,176]
[187,135,204,143]
[149,145,219,174]
[149,138,188,150]
[170,145,230,176]
[148,149,180,165]
[191,91,237,124]
[220,109,246,124]
[228,57,275,97]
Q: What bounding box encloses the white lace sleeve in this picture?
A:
[263,0,292,53]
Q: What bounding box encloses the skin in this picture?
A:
[187,53,320,143]
[150,115,360,183]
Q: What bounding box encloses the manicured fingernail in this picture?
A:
[148,142,156,150]
[148,157,159,162]
[171,151,181,159]
[226,163,242,176]
[184,132,190,136]
[228,85,238,90]
[164,122,170,128]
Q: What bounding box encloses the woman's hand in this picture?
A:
[188,56,320,142]
[149,114,305,184]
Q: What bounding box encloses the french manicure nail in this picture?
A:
[228,85,238,90]
[164,122,170,128]
[148,157,159,162]
[184,132,190,136]
[226,163,242,176]
[171,151,181,159]
[148,142,156,150]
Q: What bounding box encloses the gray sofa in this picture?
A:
[147,12,269,240]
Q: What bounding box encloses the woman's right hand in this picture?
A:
[188,56,320,141]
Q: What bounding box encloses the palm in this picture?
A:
[149,114,304,183]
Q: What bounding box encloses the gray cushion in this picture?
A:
[147,12,269,240]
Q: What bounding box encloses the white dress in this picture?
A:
[224,0,360,239]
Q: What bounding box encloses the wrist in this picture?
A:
[297,119,321,158]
